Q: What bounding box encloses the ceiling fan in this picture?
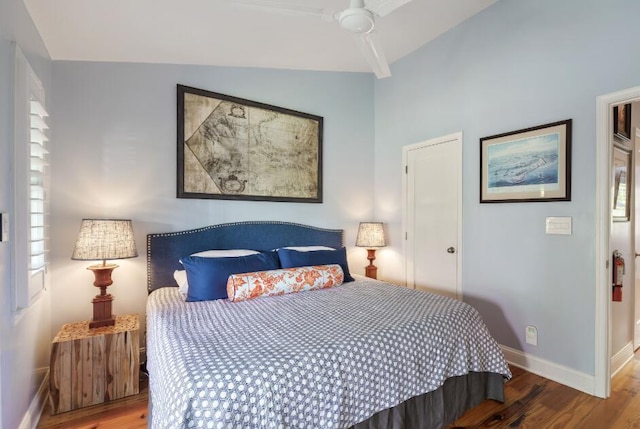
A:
[232,0,414,79]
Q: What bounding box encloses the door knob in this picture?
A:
[447,247,456,254]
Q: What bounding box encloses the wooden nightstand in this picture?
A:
[49,314,140,414]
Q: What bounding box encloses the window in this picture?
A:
[14,45,49,311]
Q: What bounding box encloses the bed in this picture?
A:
[146,221,511,429]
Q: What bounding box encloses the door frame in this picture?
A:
[635,127,640,351]
[402,131,463,298]
[595,85,640,398]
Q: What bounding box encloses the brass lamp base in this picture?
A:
[87,263,118,329]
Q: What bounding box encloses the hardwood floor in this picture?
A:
[37,377,148,429]
[38,354,640,428]
[447,353,640,428]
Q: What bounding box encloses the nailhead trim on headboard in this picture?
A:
[147,221,344,293]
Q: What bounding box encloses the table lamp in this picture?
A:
[72,219,138,328]
[355,222,386,279]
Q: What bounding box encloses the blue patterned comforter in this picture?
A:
[147,278,511,429]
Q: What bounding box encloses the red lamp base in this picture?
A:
[365,249,378,279]
[87,263,118,329]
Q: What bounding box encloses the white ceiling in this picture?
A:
[23,0,497,76]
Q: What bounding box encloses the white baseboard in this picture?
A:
[501,345,595,396]
[18,368,49,429]
[611,341,634,377]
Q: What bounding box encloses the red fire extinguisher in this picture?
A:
[612,250,625,302]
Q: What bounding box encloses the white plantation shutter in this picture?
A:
[30,100,49,274]
[14,45,49,310]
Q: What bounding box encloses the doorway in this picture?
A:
[595,86,640,398]
[402,132,462,300]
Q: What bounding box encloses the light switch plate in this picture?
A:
[0,213,7,242]
[545,216,572,235]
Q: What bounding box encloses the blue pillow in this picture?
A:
[182,251,280,302]
[277,247,354,282]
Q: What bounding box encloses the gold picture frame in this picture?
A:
[613,145,631,221]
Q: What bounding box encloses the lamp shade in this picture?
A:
[355,222,386,248]
[71,219,138,261]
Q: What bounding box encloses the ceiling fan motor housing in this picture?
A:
[339,8,375,34]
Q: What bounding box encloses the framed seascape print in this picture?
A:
[177,85,323,203]
[480,119,572,203]
[612,145,631,221]
[614,103,631,141]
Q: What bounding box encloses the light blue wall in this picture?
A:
[16,2,640,420]
[50,62,375,333]
[0,0,52,427]
[373,0,640,375]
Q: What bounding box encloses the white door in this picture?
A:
[403,132,462,299]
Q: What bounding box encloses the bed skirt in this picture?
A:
[148,371,504,429]
[350,372,505,429]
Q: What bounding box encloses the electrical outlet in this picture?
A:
[526,325,538,346]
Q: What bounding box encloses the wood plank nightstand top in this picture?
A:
[53,314,139,343]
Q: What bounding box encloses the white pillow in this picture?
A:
[192,249,259,257]
[175,249,260,294]
[174,270,189,294]
[279,246,335,252]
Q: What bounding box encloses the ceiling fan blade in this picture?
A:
[365,0,413,17]
[232,0,335,21]
[356,31,391,79]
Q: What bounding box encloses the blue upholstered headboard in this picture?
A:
[147,221,344,292]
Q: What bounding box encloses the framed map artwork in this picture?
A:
[177,85,323,203]
[480,119,572,203]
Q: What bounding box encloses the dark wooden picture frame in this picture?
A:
[177,85,323,203]
[614,103,631,141]
[480,119,572,203]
